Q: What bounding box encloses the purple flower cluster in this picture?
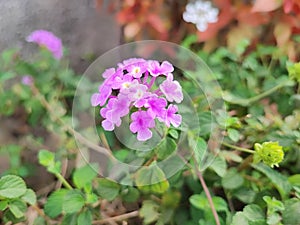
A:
[91,58,183,141]
[26,30,63,60]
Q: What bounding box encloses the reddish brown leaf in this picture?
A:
[236,5,271,26]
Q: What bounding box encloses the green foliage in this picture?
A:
[1,28,300,225]
[0,175,36,223]
[135,162,170,194]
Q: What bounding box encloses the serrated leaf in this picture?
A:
[21,189,36,205]
[155,137,177,160]
[243,204,264,221]
[140,200,160,224]
[222,168,244,189]
[168,129,179,139]
[44,189,67,218]
[38,150,55,167]
[0,200,8,211]
[282,198,300,225]
[96,178,120,201]
[73,163,98,189]
[122,187,140,203]
[209,156,227,177]
[135,163,169,194]
[288,174,300,186]
[77,210,92,225]
[61,213,78,225]
[252,163,292,199]
[194,137,207,165]
[8,200,26,219]
[0,175,26,198]
[189,193,228,212]
[63,190,85,214]
[228,128,240,142]
[231,212,249,225]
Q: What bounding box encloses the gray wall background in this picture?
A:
[0,0,121,72]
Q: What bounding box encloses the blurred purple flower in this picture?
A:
[126,62,148,78]
[21,75,34,86]
[164,105,182,127]
[130,110,155,141]
[26,30,63,60]
[144,95,167,119]
[117,58,146,69]
[160,73,183,103]
[91,84,112,107]
[148,60,174,77]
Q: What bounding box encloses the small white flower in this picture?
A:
[183,0,219,32]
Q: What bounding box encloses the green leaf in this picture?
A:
[155,137,177,160]
[21,189,36,205]
[189,194,228,212]
[38,150,55,167]
[231,212,249,225]
[0,175,27,198]
[44,189,67,218]
[233,188,256,203]
[168,129,179,139]
[282,198,300,225]
[194,137,207,166]
[96,178,120,201]
[73,163,98,189]
[288,174,300,186]
[242,204,265,221]
[140,200,160,224]
[252,163,292,199]
[222,168,244,189]
[121,187,140,203]
[162,190,181,208]
[47,161,61,174]
[0,200,8,211]
[61,213,78,225]
[0,72,15,82]
[77,210,92,225]
[209,156,227,177]
[8,200,26,219]
[135,163,169,194]
[228,128,240,142]
[63,190,85,214]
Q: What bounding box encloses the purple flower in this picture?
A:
[126,62,148,78]
[100,95,130,131]
[130,111,155,141]
[127,80,149,103]
[144,95,167,119]
[21,75,34,86]
[119,75,134,93]
[91,84,112,107]
[118,58,146,69]
[26,30,63,60]
[102,68,116,79]
[160,73,183,103]
[100,99,119,131]
[163,105,182,127]
[92,57,184,141]
[148,60,174,77]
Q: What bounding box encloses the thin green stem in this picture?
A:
[222,142,255,154]
[246,82,287,105]
[55,172,73,190]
